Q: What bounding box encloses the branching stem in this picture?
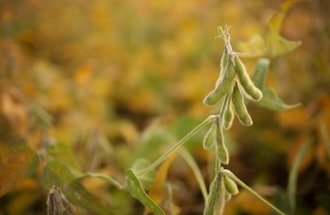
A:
[136,115,216,177]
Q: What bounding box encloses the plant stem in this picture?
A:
[223,169,286,215]
[179,149,208,203]
[137,115,216,177]
[287,139,311,214]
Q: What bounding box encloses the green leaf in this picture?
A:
[258,88,301,111]
[131,159,156,189]
[252,58,300,111]
[126,169,165,215]
[265,1,301,57]
[238,1,301,58]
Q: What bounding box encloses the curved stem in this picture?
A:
[179,149,208,203]
[136,115,216,177]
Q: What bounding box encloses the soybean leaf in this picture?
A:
[258,88,301,111]
[126,169,166,215]
[252,58,300,111]
[265,1,301,57]
[131,159,156,189]
[238,1,301,58]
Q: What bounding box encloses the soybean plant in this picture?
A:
[127,26,294,215]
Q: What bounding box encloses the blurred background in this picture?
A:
[0,0,329,214]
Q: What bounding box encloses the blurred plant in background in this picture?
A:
[0,0,329,214]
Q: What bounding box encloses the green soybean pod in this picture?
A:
[215,118,229,164]
[203,57,236,106]
[222,94,234,130]
[224,175,239,195]
[232,82,253,126]
[202,120,217,150]
[234,56,263,101]
[220,46,229,78]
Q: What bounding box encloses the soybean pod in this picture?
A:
[234,56,263,101]
[203,56,236,105]
[222,94,234,130]
[232,82,253,126]
[215,117,229,164]
[219,46,229,80]
[202,119,217,150]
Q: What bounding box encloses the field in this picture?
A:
[0,0,329,214]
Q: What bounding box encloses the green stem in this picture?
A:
[223,169,286,215]
[214,171,226,215]
[179,149,208,203]
[287,139,311,214]
[136,115,216,177]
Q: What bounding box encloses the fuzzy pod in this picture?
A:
[224,175,239,195]
[202,120,217,150]
[220,46,229,79]
[215,118,229,164]
[222,94,234,130]
[203,57,236,106]
[232,82,253,126]
[233,56,263,101]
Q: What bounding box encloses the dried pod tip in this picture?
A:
[47,185,73,215]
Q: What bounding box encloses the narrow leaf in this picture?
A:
[126,169,166,215]
[287,139,312,214]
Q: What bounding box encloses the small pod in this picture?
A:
[222,94,234,130]
[202,120,217,150]
[224,175,239,195]
[232,82,253,126]
[203,57,236,106]
[233,56,263,101]
[224,191,232,201]
[215,118,229,164]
